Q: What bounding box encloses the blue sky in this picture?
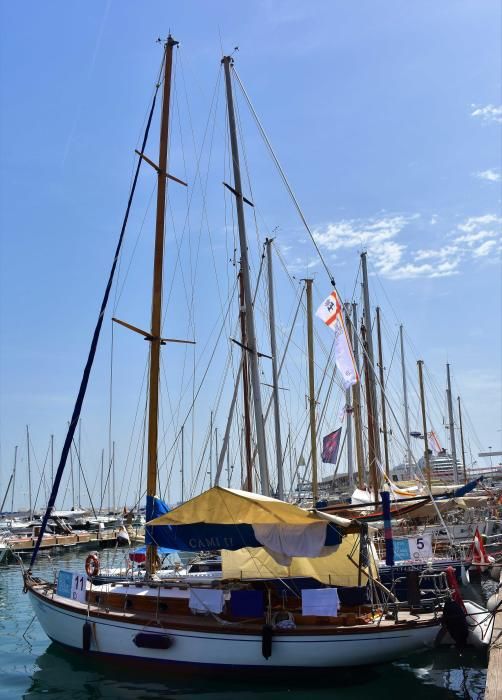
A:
[0,1,500,510]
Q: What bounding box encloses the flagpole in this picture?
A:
[361,252,381,467]
[304,278,318,505]
[344,304,354,487]
[399,325,413,479]
[376,307,390,477]
[446,364,459,483]
[266,238,284,499]
[457,396,468,485]
[362,322,379,500]
[351,303,365,488]
[223,55,270,496]
[417,360,432,490]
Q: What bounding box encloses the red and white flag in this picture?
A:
[316,290,359,390]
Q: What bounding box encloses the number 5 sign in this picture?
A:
[408,535,432,560]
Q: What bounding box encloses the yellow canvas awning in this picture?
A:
[147,486,354,528]
[221,534,376,586]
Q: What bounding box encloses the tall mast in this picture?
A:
[11,445,17,514]
[70,432,75,509]
[344,304,354,487]
[209,411,214,488]
[446,363,459,483]
[360,253,381,465]
[417,360,431,490]
[351,303,365,488]
[0,453,16,513]
[78,420,82,508]
[222,55,269,495]
[50,434,54,489]
[399,325,412,477]
[305,279,318,505]
[239,273,253,491]
[112,440,116,511]
[180,424,184,502]
[266,238,284,499]
[457,396,468,484]
[362,322,379,499]
[215,359,242,486]
[146,35,178,574]
[375,308,390,477]
[100,448,104,513]
[26,426,32,519]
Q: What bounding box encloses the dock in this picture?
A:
[0,528,144,562]
[485,569,502,699]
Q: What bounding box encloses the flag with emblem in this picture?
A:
[321,427,342,464]
[316,290,359,389]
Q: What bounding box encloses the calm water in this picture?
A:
[0,550,492,699]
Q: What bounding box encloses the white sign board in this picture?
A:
[393,535,433,562]
[56,570,87,603]
[408,535,432,561]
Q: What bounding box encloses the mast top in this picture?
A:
[157,35,179,48]
[221,48,239,66]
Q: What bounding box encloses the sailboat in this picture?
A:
[24,37,453,671]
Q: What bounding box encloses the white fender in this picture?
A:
[463,600,494,648]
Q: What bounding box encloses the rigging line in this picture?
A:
[165,241,266,477]
[113,182,157,311]
[70,436,98,520]
[157,350,180,467]
[117,54,168,306]
[162,242,267,475]
[29,66,162,569]
[232,66,336,288]
[32,440,50,513]
[163,79,226,337]
[160,276,239,468]
[119,358,149,504]
[295,336,343,498]
[111,364,149,504]
[136,392,148,510]
[272,246,337,370]
[191,419,213,496]
[107,320,114,501]
[177,53,199,482]
[233,71,262,255]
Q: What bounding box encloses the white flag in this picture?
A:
[316,290,359,390]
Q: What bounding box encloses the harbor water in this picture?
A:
[0,550,492,699]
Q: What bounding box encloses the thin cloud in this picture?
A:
[470,104,502,124]
[472,240,497,257]
[457,214,500,233]
[309,211,501,280]
[474,169,501,183]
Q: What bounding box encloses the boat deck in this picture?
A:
[28,576,440,636]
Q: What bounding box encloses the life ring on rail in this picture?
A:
[85,554,100,577]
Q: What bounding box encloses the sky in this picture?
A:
[0,1,500,511]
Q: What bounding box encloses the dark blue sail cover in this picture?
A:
[146,496,343,552]
[435,476,483,500]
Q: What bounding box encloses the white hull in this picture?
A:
[29,588,439,669]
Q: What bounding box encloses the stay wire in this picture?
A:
[29,56,162,568]
[232,66,336,288]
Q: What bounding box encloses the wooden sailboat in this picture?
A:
[24,38,452,671]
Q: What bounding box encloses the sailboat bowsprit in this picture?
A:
[23,37,469,672]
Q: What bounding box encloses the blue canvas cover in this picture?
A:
[146,496,343,552]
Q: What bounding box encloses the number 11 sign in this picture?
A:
[56,570,87,603]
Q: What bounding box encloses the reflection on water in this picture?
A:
[0,552,492,700]
[23,643,488,700]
